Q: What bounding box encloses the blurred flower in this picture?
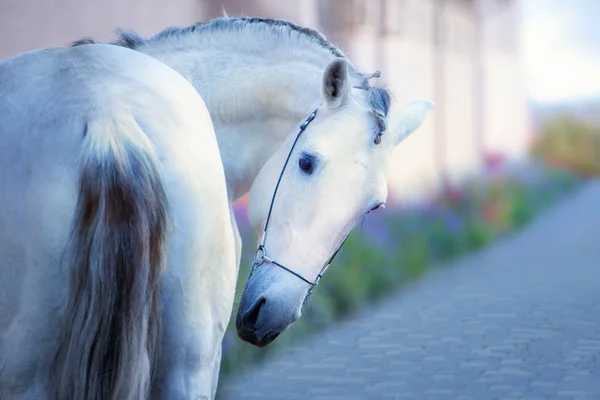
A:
[221,331,235,357]
[442,210,464,234]
[416,200,443,218]
[361,213,391,247]
[485,152,505,171]
[444,185,464,206]
[482,202,502,225]
[233,201,251,230]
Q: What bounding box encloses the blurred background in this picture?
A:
[1,0,533,199]
[2,0,598,394]
[2,0,598,198]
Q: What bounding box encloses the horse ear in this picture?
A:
[322,58,350,109]
[389,100,435,146]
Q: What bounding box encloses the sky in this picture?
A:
[521,0,600,104]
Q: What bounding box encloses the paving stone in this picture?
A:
[219,181,600,399]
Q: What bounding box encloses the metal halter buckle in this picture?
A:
[252,245,273,267]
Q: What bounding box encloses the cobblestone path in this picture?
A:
[220,181,600,400]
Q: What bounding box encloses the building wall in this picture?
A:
[340,0,484,198]
[334,0,531,199]
[480,0,532,160]
[0,0,531,201]
[0,0,204,60]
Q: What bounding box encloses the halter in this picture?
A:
[248,107,350,301]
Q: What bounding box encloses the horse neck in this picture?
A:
[139,42,335,202]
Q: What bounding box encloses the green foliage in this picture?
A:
[531,115,600,176]
[464,219,493,250]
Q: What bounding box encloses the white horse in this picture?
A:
[82,17,434,347]
[0,44,237,399]
[0,16,434,400]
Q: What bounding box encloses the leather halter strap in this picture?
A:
[248,107,348,294]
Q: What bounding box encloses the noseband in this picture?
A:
[248,107,349,300]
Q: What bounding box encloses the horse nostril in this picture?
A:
[242,297,266,330]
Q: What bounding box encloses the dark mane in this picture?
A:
[72,16,391,141]
[72,16,346,58]
[368,87,392,143]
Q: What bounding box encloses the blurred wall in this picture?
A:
[203,0,532,200]
[0,0,531,201]
[0,0,204,60]
[306,0,531,199]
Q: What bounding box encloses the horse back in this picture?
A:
[0,44,227,399]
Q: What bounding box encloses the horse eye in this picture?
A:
[370,203,385,212]
[298,154,314,174]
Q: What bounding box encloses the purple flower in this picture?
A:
[443,211,464,233]
[362,213,391,245]
[415,201,443,218]
[233,203,251,230]
[221,331,236,357]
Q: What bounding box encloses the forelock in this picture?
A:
[353,81,392,144]
[368,87,391,117]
